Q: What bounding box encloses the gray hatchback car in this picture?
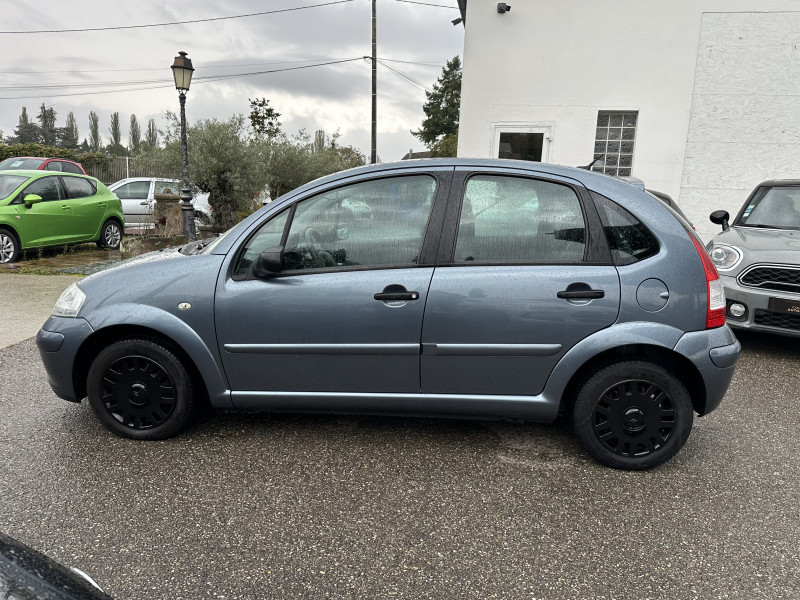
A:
[707,180,800,337]
[37,159,741,470]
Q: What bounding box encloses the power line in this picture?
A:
[393,0,459,8]
[0,58,366,100]
[0,0,356,34]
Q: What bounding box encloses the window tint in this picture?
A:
[62,177,95,199]
[23,177,64,201]
[234,210,290,278]
[236,175,436,276]
[61,162,83,174]
[114,181,150,199]
[454,175,586,262]
[284,176,435,270]
[45,161,63,171]
[593,193,659,265]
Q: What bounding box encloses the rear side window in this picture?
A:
[45,161,63,172]
[61,162,83,174]
[593,193,659,265]
[62,177,96,199]
[454,175,587,263]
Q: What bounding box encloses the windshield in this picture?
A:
[0,174,30,201]
[737,186,800,230]
[0,157,44,170]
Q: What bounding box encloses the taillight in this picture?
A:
[688,234,726,328]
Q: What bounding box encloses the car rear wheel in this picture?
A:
[572,361,693,470]
[0,228,19,263]
[98,220,121,249]
[87,339,195,440]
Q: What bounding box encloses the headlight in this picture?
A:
[52,282,86,317]
[708,244,742,271]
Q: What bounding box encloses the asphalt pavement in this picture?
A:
[0,275,798,600]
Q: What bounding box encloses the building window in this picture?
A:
[498,132,544,161]
[592,111,637,177]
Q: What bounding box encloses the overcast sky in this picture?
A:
[0,0,464,162]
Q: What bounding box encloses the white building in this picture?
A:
[456,0,800,239]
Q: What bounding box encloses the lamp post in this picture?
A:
[171,51,196,241]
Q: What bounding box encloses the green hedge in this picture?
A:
[0,144,110,171]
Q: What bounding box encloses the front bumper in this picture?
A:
[36,316,95,402]
[721,274,800,338]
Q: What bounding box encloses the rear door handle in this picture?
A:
[557,289,605,299]
[374,291,419,301]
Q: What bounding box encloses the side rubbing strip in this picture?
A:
[224,343,420,355]
[422,343,562,357]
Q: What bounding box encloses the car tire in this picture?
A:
[86,339,195,440]
[572,360,693,471]
[0,227,20,263]
[97,220,122,249]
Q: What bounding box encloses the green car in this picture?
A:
[0,170,124,263]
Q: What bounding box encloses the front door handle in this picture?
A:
[557,289,604,299]
[374,291,419,302]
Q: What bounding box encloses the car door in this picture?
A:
[420,168,621,405]
[61,176,105,240]
[214,170,452,411]
[18,175,79,245]
[113,180,152,228]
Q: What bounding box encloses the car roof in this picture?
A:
[754,179,800,187]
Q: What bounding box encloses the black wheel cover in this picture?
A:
[99,354,178,430]
[592,379,675,458]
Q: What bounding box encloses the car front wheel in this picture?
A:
[98,220,121,249]
[572,361,693,470]
[86,339,195,440]
[0,228,19,263]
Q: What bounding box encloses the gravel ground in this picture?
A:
[0,332,798,600]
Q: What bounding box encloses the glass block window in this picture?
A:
[592,111,637,177]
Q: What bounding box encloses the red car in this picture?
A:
[0,156,86,174]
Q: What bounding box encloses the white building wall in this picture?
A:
[457,0,800,240]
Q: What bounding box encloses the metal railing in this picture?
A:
[86,156,179,185]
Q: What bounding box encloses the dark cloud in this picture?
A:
[0,0,463,160]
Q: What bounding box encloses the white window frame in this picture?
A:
[491,123,553,163]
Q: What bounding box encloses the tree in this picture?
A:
[248,98,281,138]
[107,112,126,155]
[59,112,79,149]
[412,56,461,156]
[129,114,141,154]
[89,112,101,151]
[145,118,159,149]
[37,103,58,146]
[12,107,40,144]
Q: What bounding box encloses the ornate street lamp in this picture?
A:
[171,51,196,241]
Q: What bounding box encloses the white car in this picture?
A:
[108,177,212,231]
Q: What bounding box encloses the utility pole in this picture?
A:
[371,0,377,164]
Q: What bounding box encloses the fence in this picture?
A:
[86,156,180,185]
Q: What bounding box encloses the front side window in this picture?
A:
[23,176,64,201]
[62,177,96,199]
[234,175,436,277]
[114,181,150,200]
[454,175,586,263]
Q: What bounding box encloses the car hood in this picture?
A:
[711,226,800,272]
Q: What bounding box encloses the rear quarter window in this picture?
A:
[592,192,659,266]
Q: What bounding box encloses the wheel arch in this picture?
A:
[72,321,231,410]
[558,344,707,418]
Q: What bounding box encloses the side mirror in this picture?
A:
[251,246,284,279]
[23,194,43,208]
[710,210,730,231]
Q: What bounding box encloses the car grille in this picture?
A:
[754,309,800,332]
[738,265,800,294]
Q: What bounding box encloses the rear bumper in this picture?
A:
[674,325,741,416]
